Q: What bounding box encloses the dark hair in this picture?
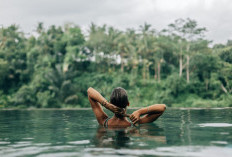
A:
[110,87,129,108]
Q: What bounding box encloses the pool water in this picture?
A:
[0,108,232,157]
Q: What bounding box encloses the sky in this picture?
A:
[1,0,232,44]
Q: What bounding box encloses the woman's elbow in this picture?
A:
[161,104,166,112]
[87,87,93,95]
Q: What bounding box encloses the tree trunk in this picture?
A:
[220,84,228,94]
[142,60,146,80]
[154,64,157,80]
[205,79,208,90]
[120,56,124,72]
[113,64,115,72]
[158,62,161,82]
[179,55,183,77]
[179,43,183,77]
[186,44,190,83]
[132,65,136,77]
[146,62,150,80]
[132,57,138,77]
[186,55,190,83]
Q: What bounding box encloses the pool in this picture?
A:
[0,108,232,157]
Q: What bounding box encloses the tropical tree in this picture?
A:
[125,29,139,76]
[0,25,27,91]
[62,24,85,72]
[167,18,207,83]
[137,23,156,80]
[44,64,78,107]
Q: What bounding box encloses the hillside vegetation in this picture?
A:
[0,18,232,108]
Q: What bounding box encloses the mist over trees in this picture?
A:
[0,18,232,108]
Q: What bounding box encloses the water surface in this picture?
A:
[0,108,232,157]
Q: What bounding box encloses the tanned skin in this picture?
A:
[87,87,166,127]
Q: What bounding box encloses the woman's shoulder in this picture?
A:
[106,118,132,128]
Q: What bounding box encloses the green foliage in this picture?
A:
[219,47,232,64]
[13,85,36,107]
[0,25,28,91]
[0,59,8,87]
[36,91,54,108]
[0,90,13,108]
[0,20,232,108]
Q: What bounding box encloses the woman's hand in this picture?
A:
[130,110,141,124]
[105,102,125,115]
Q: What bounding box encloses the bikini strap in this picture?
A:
[128,119,134,127]
[129,119,139,127]
[103,117,110,128]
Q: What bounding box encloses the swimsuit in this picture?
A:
[103,117,134,128]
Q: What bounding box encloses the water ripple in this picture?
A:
[68,140,90,145]
[84,146,232,157]
[198,123,232,127]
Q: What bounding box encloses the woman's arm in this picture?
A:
[87,87,124,125]
[129,104,166,124]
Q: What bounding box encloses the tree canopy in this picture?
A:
[0,18,231,108]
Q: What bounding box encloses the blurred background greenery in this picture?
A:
[0,18,232,108]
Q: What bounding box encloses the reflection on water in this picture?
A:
[92,124,166,149]
[0,108,232,157]
[198,123,232,127]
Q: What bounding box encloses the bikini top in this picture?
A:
[103,117,134,128]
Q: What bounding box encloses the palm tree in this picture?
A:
[125,29,139,76]
[137,23,155,80]
[115,32,128,72]
[86,23,109,71]
[167,18,207,83]
[44,64,78,105]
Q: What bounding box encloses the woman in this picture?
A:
[87,87,166,128]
